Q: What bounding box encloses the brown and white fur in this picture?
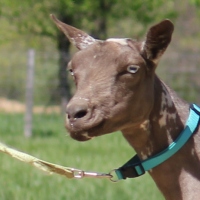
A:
[51,15,200,200]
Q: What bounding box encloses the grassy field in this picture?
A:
[0,113,164,200]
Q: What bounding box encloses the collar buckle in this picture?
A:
[114,155,145,180]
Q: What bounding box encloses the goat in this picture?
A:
[51,15,200,200]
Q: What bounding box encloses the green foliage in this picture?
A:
[110,0,176,21]
[1,0,177,43]
[0,0,178,105]
[190,0,200,6]
[0,113,164,200]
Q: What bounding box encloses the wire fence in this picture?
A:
[0,47,200,137]
[0,49,61,111]
[159,48,200,103]
[0,47,200,114]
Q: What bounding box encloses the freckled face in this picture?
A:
[66,40,154,141]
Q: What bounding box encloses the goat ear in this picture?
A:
[50,14,96,50]
[142,20,174,64]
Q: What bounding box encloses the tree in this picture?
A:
[1,0,85,111]
[0,0,176,111]
[190,0,200,6]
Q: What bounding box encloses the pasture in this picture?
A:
[0,113,163,200]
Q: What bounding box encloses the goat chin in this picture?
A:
[69,131,93,142]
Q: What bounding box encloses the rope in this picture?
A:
[0,142,74,178]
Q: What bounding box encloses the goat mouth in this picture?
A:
[66,120,105,142]
[65,109,105,140]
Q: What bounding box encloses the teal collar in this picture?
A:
[115,104,200,180]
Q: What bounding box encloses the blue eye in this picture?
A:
[127,65,140,73]
[69,69,74,76]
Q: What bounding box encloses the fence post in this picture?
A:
[24,49,35,138]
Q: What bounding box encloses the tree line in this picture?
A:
[0,0,198,109]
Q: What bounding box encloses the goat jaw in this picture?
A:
[69,131,93,142]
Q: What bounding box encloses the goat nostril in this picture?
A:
[74,110,87,119]
[66,102,88,120]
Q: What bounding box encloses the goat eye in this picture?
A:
[69,69,74,76]
[127,65,140,73]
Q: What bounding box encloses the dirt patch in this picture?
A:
[0,98,60,114]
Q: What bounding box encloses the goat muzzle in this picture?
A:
[66,101,88,122]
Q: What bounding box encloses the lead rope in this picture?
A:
[0,142,115,181]
[2,104,199,183]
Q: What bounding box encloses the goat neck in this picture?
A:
[122,76,200,200]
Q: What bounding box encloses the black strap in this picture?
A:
[116,155,145,179]
[190,104,200,116]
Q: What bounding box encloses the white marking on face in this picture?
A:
[73,97,89,101]
[73,34,96,49]
[140,120,150,131]
[106,38,129,45]
[89,85,93,91]
[141,41,145,51]
[82,133,93,139]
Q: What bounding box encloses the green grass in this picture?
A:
[0,113,163,200]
